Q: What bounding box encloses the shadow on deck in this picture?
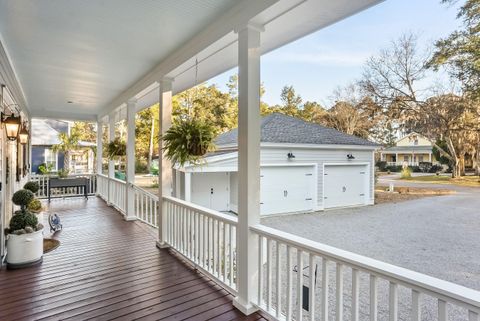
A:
[0,197,268,321]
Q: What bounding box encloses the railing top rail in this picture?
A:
[132,184,159,201]
[163,195,238,225]
[97,173,108,179]
[110,177,127,184]
[251,224,480,309]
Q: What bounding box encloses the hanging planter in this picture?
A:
[106,138,126,160]
[162,118,216,166]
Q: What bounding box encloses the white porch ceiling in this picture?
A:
[0,0,383,120]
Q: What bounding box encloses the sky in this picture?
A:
[207,0,463,107]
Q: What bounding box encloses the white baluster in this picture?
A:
[297,249,303,321]
[336,263,343,321]
[286,245,293,321]
[370,275,378,321]
[309,254,316,321]
[258,235,264,306]
[438,299,447,321]
[389,282,398,321]
[267,238,272,312]
[276,242,282,319]
[411,289,420,321]
[322,259,329,321]
[352,269,360,321]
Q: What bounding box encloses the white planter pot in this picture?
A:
[6,229,44,269]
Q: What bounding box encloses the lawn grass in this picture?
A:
[402,175,480,187]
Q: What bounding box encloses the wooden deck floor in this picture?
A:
[0,197,269,321]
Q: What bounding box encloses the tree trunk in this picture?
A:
[64,151,70,173]
[445,137,460,178]
[459,154,465,176]
[147,116,155,171]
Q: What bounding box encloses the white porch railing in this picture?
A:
[252,224,480,321]
[163,195,238,293]
[386,161,420,167]
[96,174,127,213]
[133,185,158,227]
[30,173,97,199]
[95,176,480,321]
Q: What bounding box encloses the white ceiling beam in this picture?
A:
[99,0,279,118]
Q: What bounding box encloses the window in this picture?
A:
[403,155,409,162]
[419,155,424,162]
[414,139,419,145]
[45,149,58,170]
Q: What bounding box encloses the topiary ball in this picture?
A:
[23,181,40,193]
[12,189,34,207]
[27,198,43,213]
[9,211,38,232]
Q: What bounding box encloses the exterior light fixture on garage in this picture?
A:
[347,153,355,160]
[287,152,295,159]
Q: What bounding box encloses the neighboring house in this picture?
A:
[379,132,438,166]
[174,113,378,216]
[31,119,95,174]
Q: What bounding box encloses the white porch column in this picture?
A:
[96,119,103,176]
[125,98,137,221]
[233,23,263,315]
[156,78,173,248]
[429,152,432,163]
[107,113,116,204]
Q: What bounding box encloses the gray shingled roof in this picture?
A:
[215,113,378,147]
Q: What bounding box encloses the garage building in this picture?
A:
[174,113,378,216]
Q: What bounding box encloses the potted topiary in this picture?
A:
[5,189,44,269]
[24,181,45,222]
[162,118,216,166]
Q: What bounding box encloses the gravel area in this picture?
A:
[261,180,480,321]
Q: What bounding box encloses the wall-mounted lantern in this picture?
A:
[19,123,29,144]
[347,153,355,160]
[287,152,296,159]
[1,112,21,141]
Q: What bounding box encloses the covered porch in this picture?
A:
[1,1,480,321]
[0,197,269,320]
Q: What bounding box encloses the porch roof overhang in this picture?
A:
[0,0,383,121]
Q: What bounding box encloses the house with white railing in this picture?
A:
[379,133,438,167]
[1,1,480,321]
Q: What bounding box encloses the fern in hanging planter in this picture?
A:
[106,138,127,160]
[162,118,216,166]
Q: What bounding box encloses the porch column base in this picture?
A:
[232,297,258,315]
[156,241,170,249]
[124,215,136,221]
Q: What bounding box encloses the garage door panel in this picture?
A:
[324,165,368,209]
[261,166,315,216]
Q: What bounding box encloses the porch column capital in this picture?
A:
[234,22,265,34]
[126,97,137,106]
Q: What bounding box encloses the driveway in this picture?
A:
[262,178,480,319]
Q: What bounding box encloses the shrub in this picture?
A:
[375,161,387,171]
[411,166,421,173]
[385,165,402,172]
[429,164,443,173]
[27,198,43,213]
[418,162,433,173]
[23,181,40,193]
[135,160,149,174]
[9,211,38,232]
[106,138,126,159]
[57,168,69,178]
[400,167,412,179]
[12,189,34,209]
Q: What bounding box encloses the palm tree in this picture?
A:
[52,131,80,173]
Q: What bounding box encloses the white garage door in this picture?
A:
[191,172,230,211]
[323,165,368,209]
[260,166,315,216]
